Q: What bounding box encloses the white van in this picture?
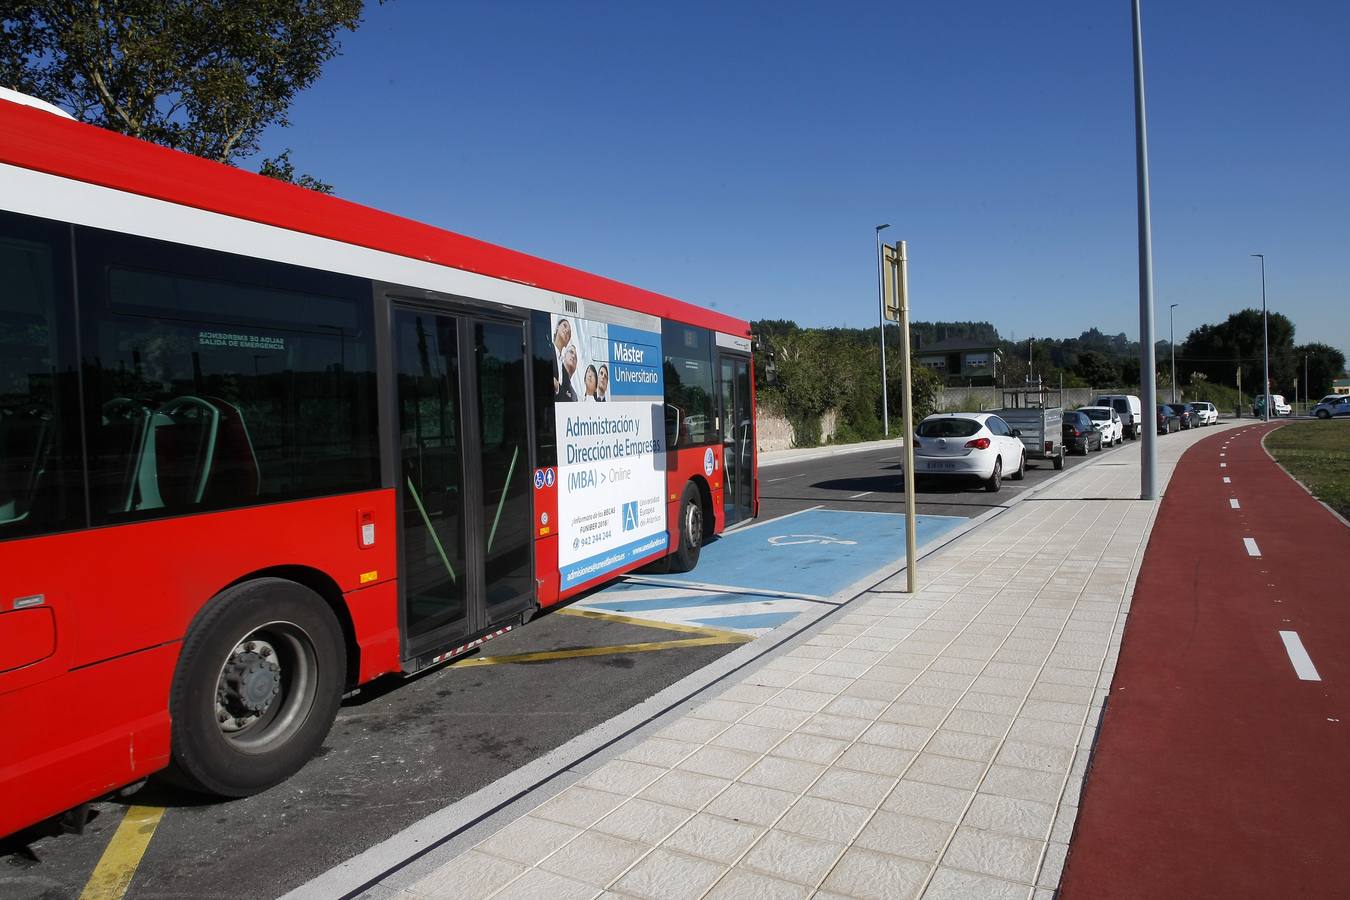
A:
[1093,394,1144,439]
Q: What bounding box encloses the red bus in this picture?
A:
[0,95,757,838]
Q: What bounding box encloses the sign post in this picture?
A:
[888,240,918,593]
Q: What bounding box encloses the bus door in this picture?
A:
[718,353,755,527]
[391,306,534,662]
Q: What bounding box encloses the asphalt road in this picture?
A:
[1,432,1133,900]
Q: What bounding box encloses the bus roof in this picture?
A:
[0,98,750,338]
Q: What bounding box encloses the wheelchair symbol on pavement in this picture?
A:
[767,534,858,546]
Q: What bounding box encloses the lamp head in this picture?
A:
[876,224,890,233]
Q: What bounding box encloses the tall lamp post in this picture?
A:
[1169,303,1179,403]
[1252,253,1268,421]
[875,224,891,436]
[1131,0,1159,500]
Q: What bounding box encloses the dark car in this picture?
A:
[1177,404,1200,429]
[1156,405,1180,434]
[1063,410,1103,455]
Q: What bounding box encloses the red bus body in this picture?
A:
[0,99,756,837]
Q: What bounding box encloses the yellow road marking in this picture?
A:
[455,634,747,667]
[78,806,165,900]
[556,606,749,641]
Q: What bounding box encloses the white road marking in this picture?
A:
[1279,631,1322,681]
[847,491,873,500]
[1220,453,1226,457]
[1220,463,1227,468]
[1223,477,1232,484]
[767,473,804,483]
[1244,537,1261,556]
[1230,499,1241,509]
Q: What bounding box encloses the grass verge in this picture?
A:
[1265,420,1350,521]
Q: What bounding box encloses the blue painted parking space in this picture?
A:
[573,581,818,636]
[638,508,966,598]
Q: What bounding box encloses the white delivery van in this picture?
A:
[1093,394,1144,439]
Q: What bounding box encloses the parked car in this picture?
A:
[1189,401,1218,425]
[1079,405,1123,445]
[1252,394,1292,417]
[1176,404,1200,429]
[1156,405,1180,434]
[1312,396,1350,419]
[1094,394,1143,439]
[911,413,1027,492]
[1063,410,1103,455]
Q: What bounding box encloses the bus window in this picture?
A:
[529,311,557,467]
[0,211,80,540]
[77,228,380,522]
[662,321,715,447]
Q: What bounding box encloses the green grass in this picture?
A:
[1265,420,1350,520]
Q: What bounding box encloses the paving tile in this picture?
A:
[534,786,628,828]
[406,850,526,899]
[711,723,790,755]
[611,848,726,900]
[1006,717,1080,749]
[906,753,988,791]
[491,868,600,900]
[703,868,811,899]
[592,798,693,844]
[663,812,763,865]
[1038,840,1069,887]
[980,765,1065,805]
[739,705,812,731]
[675,745,759,779]
[799,712,872,742]
[658,717,729,744]
[880,702,949,728]
[703,783,797,827]
[925,729,1001,763]
[742,829,845,886]
[860,721,933,751]
[775,796,872,843]
[812,660,872,678]
[818,847,930,900]
[853,809,953,863]
[956,691,1025,716]
[823,695,891,720]
[900,684,965,709]
[475,815,581,865]
[770,732,848,765]
[808,769,896,807]
[1019,699,1088,725]
[882,780,971,824]
[619,738,699,769]
[691,699,757,723]
[835,742,915,777]
[580,760,669,796]
[767,687,835,713]
[944,709,1014,738]
[924,866,1031,900]
[718,682,783,704]
[638,769,731,811]
[740,755,826,794]
[792,673,855,694]
[1049,805,1078,844]
[538,831,649,885]
[995,740,1074,774]
[745,667,802,688]
[963,793,1055,840]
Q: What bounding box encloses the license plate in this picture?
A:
[925,461,956,470]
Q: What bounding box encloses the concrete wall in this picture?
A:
[934,386,1115,411]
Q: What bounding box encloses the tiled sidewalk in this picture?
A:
[376,426,1231,900]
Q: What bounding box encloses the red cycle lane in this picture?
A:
[1060,422,1350,899]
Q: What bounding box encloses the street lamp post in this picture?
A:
[1132,0,1159,500]
[1169,303,1179,403]
[1252,253,1268,421]
[876,224,891,436]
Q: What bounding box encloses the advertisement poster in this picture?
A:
[549,314,668,587]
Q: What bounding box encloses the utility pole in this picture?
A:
[893,241,918,593]
[1169,303,1179,403]
[1252,253,1269,421]
[1132,0,1159,499]
[875,224,891,435]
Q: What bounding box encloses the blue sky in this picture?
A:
[261,1,1348,358]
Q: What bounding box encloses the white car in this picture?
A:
[911,413,1027,492]
[1079,406,1123,445]
[1190,401,1218,425]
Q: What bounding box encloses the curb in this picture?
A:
[1259,423,1350,529]
[758,438,900,469]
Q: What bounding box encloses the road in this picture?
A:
[2,432,1130,900]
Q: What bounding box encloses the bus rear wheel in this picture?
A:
[667,482,704,573]
[167,578,345,797]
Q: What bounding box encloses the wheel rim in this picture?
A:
[684,500,703,551]
[214,621,318,754]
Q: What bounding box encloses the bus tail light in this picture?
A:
[358,509,376,548]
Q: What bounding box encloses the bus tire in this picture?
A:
[166,578,345,797]
[667,482,704,573]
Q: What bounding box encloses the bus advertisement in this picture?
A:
[0,94,757,838]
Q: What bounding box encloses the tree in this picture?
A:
[1,0,372,190]
[1295,343,1348,398]
[1073,351,1119,388]
[1179,309,1296,394]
